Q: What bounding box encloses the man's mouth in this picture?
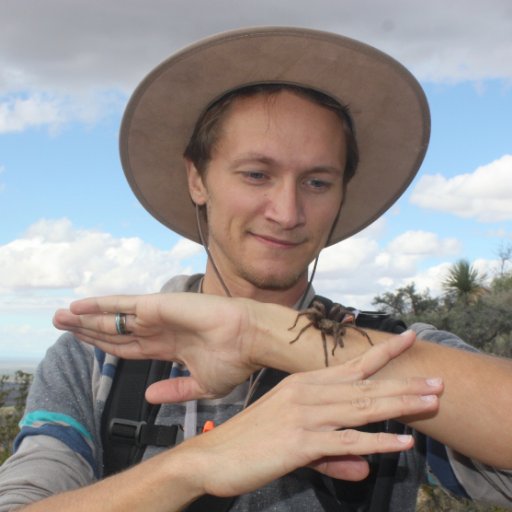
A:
[250,232,304,248]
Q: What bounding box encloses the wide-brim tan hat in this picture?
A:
[120,26,430,246]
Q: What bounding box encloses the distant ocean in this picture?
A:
[0,359,40,377]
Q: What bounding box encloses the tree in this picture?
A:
[372,283,440,321]
[0,371,33,464]
[496,242,512,277]
[492,270,512,294]
[442,259,488,305]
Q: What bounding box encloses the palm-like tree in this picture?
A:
[442,259,488,305]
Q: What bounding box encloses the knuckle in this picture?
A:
[375,432,390,444]
[399,394,415,406]
[351,396,374,410]
[352,379,375,392]
[338,428,361,445]
[397,394,417,415]
[400,377,413,388]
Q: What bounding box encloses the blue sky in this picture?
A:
[1,0,511,360]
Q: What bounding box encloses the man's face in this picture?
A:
[187,90,347,293]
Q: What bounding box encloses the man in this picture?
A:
[1,27,511,511]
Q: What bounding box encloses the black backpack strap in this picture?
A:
[185,495,237,512]
[101,358,176,476]
[367,420,405,512]
[312,295,407,511]
[102,358,237,512]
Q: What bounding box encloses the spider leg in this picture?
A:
[346,325,374,346]
[330,325,344,358]
[321,331,329,367]
[289,321,314,344]
[288,310,311,331]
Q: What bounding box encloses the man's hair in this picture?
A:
[184,83,359,185]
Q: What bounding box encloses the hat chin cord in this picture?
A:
[195,203,232,298]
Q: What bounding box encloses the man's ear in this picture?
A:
[185,158,208,205]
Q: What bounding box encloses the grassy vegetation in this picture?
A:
[416,485,509,511]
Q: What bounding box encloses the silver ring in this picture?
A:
[115,312,128,335]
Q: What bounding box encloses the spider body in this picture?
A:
[289,301,373,367]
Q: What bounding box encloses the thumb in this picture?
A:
[311,455,370,481]
[145,377,207,404]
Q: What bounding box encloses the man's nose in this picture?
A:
[265,181,306,229]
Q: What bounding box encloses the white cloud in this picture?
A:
[0,218,193,296]
[318,237,380,275]
[472,258,500,282]
[411,155,512,222]
[487,228,512,239]
[170,238,203,259]
[0,0,511,132]
[0,91,126,134]
[0,95,64,133]
[314,229,462,308]
[387,231,460,259]
[407,262,452,298]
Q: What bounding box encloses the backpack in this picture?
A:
[101,296,407,511]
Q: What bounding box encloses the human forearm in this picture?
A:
[18,448,203,512]
[250,301,512,467]
[387,337,512,468]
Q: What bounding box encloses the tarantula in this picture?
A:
[289,301,373,367]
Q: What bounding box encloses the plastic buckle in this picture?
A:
[108,418,146,446]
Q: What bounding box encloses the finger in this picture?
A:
[343,331,416,381]
[310,455,369,481]
[146,377,211,403]
[278,375,443,408]
[66,331,144,359]
[310,393,439,430]
[69,295,143,315]
[308,330,416,384]
[54,309,140,338]
[53,317,137,345]
[53,309,82,330]
[308,429,414,460]
[54,308,110,332]
[310,430,414,481]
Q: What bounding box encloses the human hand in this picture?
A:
[53,293,260,401]
[177,333,443,496]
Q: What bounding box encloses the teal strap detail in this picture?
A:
[20,410,92,441]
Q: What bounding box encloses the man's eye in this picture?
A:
[244,171,267,181]
[306,178,331,190]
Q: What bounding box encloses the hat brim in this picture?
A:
[120,27,430,246]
